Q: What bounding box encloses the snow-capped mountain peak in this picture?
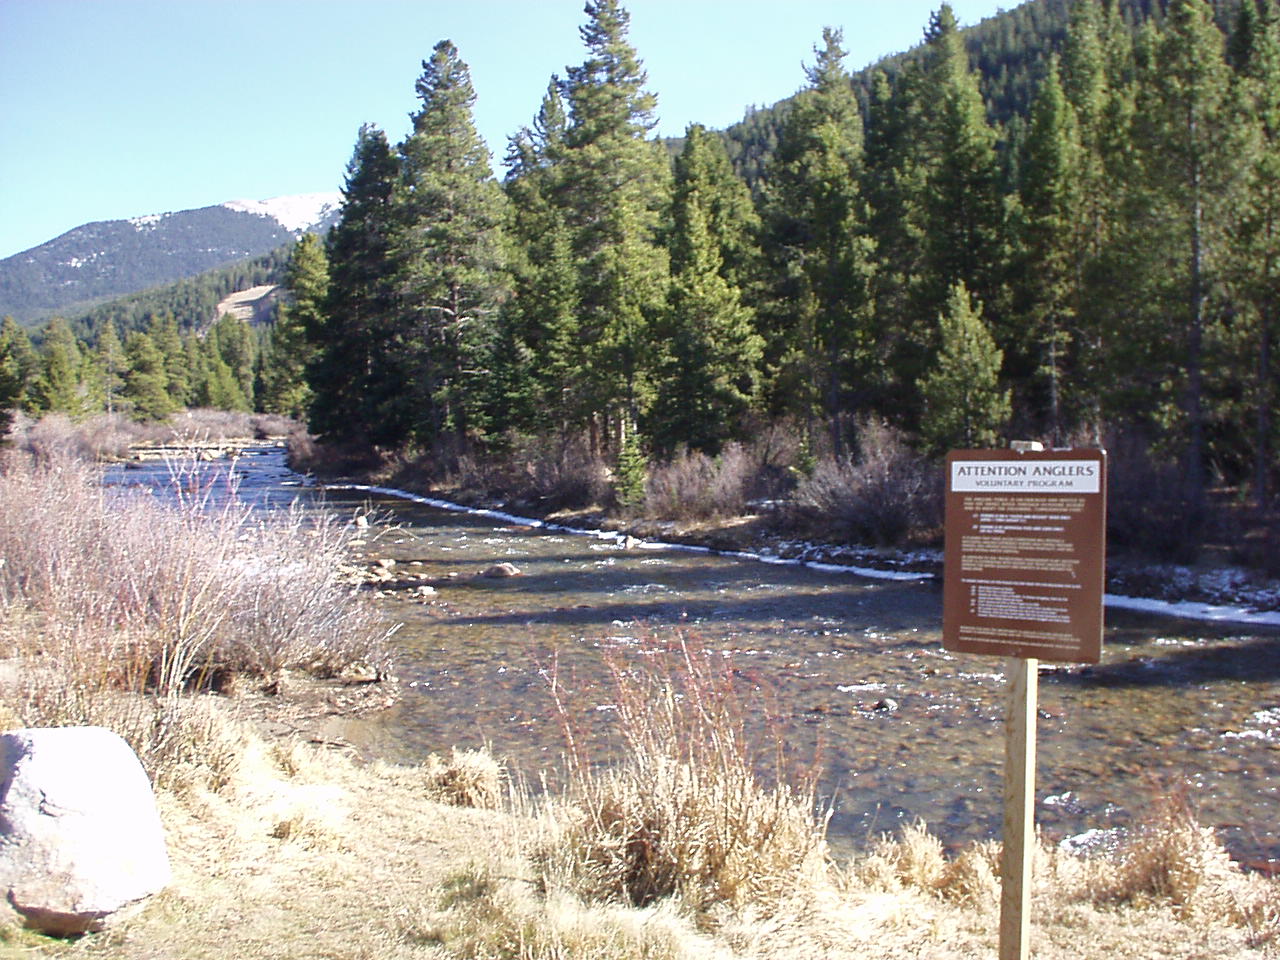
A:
[222,193,342,233]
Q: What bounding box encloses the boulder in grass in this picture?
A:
[0,726,172,936]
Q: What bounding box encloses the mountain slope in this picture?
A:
[0,193,339,326]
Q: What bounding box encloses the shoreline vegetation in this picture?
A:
[287,417,1280,618]
[2,413,1279,957]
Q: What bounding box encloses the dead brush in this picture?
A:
[534,634,831,920]
[0,447,392,782]
[642,444,753,521]
[1094,785,1271,924]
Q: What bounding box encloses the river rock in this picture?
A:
[481,562,522,578]
[0,727,172,936]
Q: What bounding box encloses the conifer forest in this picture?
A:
[4,0,1279,560]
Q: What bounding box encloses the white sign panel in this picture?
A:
[950,459,1101,494]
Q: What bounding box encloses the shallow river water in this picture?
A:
[107,447,1280,864]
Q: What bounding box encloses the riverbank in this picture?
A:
[7,690,1278,959]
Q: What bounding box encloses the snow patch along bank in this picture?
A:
[320,482,1280,625]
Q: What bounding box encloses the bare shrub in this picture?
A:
[0,449,392,760]
[643,444,753,521]
[1095,788,1250,920]
[511,431,612,510]
[9,411,95,463]
[534,635,830,919]
[793,419,940,546]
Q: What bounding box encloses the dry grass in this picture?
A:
[530,637,830,921]
[0,446,391,781]
[4,718,1277,959]
[5,409,300,463]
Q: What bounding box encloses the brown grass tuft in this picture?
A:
[421,747,507,810]
[533,636,830,920]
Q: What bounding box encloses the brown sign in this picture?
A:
[943,448,1107,663]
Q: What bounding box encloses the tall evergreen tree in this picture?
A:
[1016,57,1085,442]
[650,124,763,454]
[396,39,509,444]
[312,124,400,446]
[497,79,580,433]
[0,317,37,414]
[207,316,255,411]
[264,233,326,419]
[560,0,670,448]
[917,5,1007,342]
[31,319,88,418]
[149,313,190,407]
[93,322,126,416]
[1131,0,1247,509]
[762,27,877,451]
[1227,0,1280,504]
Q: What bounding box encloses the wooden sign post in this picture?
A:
[943,447,1107,960]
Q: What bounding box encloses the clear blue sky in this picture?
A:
[0,0,1009,260]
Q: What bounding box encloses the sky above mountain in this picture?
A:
[0,0,1008,260]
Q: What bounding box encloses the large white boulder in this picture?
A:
[0,726,171,936]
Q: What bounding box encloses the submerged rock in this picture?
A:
[481,562,522,578]
[0,727,171,936]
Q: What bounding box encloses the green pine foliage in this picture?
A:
[918,281,1010,452]
[31,319,90,419]
[762,28,877,449]
[309,124,400,446]
[650,125,763,454]
[396,40,510,445]
[121,330,177,422]
[559,0,671,441]
[17,0,1278,528]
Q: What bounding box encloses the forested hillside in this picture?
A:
[0,198,336,326]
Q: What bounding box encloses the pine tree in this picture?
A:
[149,313,190,407]
[1016,57,1084,443]
[497,80,580,433]
[1227,0,1280,504]
[121,330,176,421]
[560,0,670,449]
[264,233,326,418]
[1132,0,1248,509]
[31,319,88,418]
[762,27,877,451]
[396,39,509,444]
[193,333,248,412]
[1059,0,1137,440]
[0,316,37,414]
[207,316,254,411]
[312,124,400,445]
[918,5,1007,341]
[862,65,935,420]
[918,281,1010,452]
[651,125,763,454]
[93,322,126,416]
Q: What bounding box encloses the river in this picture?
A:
[105,445,1280,865]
